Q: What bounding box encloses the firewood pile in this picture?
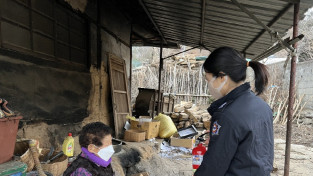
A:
[172,55,204,69]
[132,54,210,106]
[171,101,211,130]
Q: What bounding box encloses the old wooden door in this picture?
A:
[108,53,131,139]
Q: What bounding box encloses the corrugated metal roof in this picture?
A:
[139,0,313,60]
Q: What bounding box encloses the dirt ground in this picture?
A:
[271,123,313,175]
[141,123,313,176]
[274,123,313,147]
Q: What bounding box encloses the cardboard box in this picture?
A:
[124,129,146,142]
[170,136,196,149]
[131,120,160,139]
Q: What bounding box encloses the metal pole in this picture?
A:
[199,44,211,52]
[284,2,299,176]
[253,35,303,61]
[130,24,133,103]
[157,43,163,114]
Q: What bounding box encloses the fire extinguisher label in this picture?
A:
[192,155,203,165]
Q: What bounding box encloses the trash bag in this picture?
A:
[154,113,177,138]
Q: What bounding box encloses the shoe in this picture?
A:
[0,98,15,117]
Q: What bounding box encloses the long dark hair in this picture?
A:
[203,47,269,95]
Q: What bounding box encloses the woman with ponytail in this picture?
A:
[195,47,273,176]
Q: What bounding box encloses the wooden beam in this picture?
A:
[139,0,167,44]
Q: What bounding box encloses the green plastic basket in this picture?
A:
[0,161,27,176]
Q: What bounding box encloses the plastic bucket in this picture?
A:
[0,116,22,164]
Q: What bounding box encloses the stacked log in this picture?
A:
[172,55,204,69]
[171,101,211,129]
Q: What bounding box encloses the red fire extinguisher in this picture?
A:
[192,133,208,173]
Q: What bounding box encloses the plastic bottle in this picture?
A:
[62,133,74,157]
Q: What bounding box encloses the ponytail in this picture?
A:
[203,47,269,95]
[249,61,269,95]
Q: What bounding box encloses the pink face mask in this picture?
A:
[208,76,228,100]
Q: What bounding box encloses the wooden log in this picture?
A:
[194,115,202,121]
[171,113,180,119]
[196,122,204,128]
[193,110,206,116]
[203,121,211,130]
[172,118,180,123]
[179,121,186,126]
[185,111,199,123]
[292,94,305,118]
[185,121,191,128]
[181,101,193,109]
[179,113,189,121]
[201,112,211,118]
[177,122,185,129]
[201,117,211,122]
[186,106,200,112]
[174,105,185,113]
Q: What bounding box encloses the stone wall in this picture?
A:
[267,60,313,117]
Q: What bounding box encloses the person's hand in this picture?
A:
[203,130,210,146]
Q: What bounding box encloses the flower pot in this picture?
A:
[0,116,22,164]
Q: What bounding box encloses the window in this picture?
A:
[0,0,88,65]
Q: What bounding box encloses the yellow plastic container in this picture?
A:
[62,133,74,157]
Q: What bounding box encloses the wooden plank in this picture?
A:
[116,113,130,115]
[114,90,127,94]
[108,53,131,139]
